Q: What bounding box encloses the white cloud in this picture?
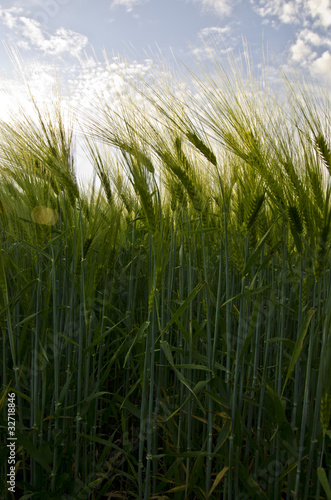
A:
[77,57,153,97]
[191,22,238,60]
[0,59,60,126]
[0,6,88,58]
[20,17,45,46]
[311,50,331,75]
[251,0,331,27]
[290,37,316,64]
[251,1,331,76]
[193,25,235,57]
[189,0,234,16]
[110,0,150,12]
[299,29,325,46]
[199,26,231,37]
[16,40,31,50]
[251,0,303,24]
[296,28,331,48]
[289,26,331,74]
[0,57,95,182]
[111,0,236,16]
[306,0,331,28]
[0,6,23,28]
[42,27,88,58]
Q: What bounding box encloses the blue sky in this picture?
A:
[0,0,329,78]
[0,0,330,179]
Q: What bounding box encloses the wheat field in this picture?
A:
[0,52,330,499]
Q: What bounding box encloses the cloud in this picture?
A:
[191,22,239,60]
[299,28,331,47]
[194,25,235,55]
[199,26,231,37]
[289,37,331,76]
[0,56,97,182]
[111,0,236,16]
[0,6,24,28]
[306,0,331,28]
[251,1,331,76]
[251,0,302,24]
[110,0,150,12]
[290,37,316,64]
[69,56,154,110]
[0,6,88,58]
[311,50,331,75]
[189,0,234,16]
[289,27,331,74]
[251,0,331,28]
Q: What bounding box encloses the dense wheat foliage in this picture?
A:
[0,53,331,499]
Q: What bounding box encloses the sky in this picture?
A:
[0,0,330,180]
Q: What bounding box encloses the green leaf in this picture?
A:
[207,467,229,498]
[281,308,316,397]
[58,372,73,405]
[0,278,40,316]
[266,384,286,426]
[85,317,129,354]
[16,239,53,260]
[189,227,218,235]
[248,241,285,289]
[84,391,111,403]
[12,390,32,404]
[15,430,52,473]
[204,390,230,410]
[243,217,280,276]
[159,344,211,419]
[160,340,194,396]
[265,337,295,350]
[119,391,141,418]
[57,332,79,348]
[221,284,270,308]
[239,295,261,361]
[78,432,122,450]
[317,467,331,500]
[165,485,187,493]
[161,281,206,335]
[213,419,232,454]
[123,321,150,367]
[173,364,212,371]
[238,461,269,499]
